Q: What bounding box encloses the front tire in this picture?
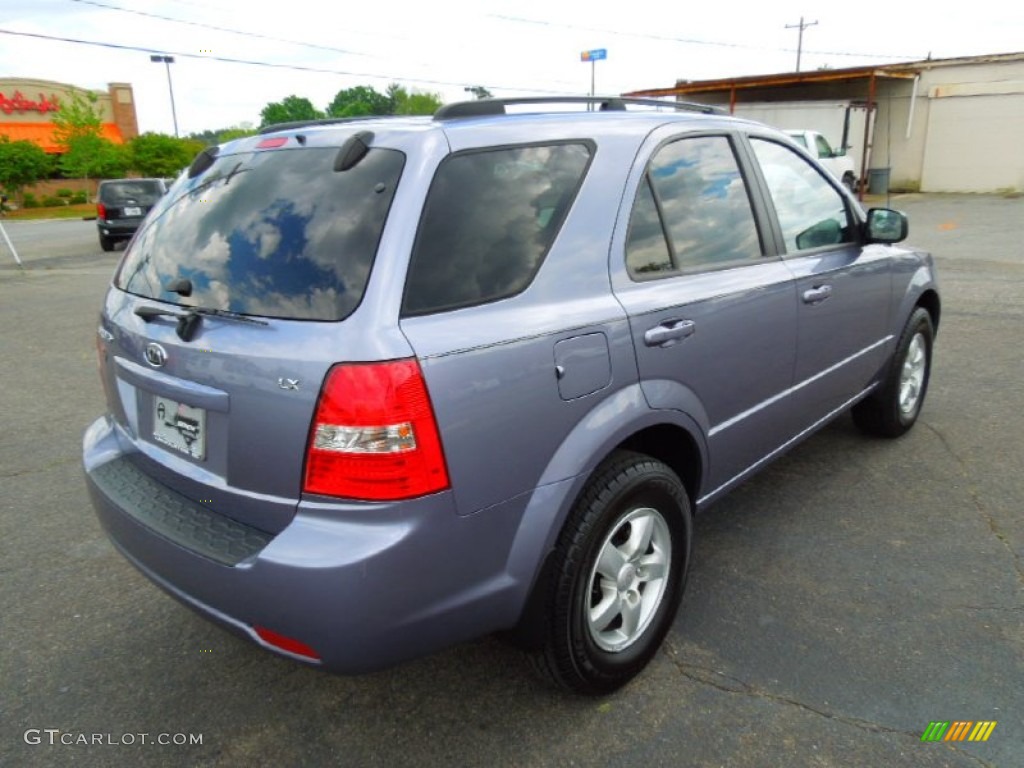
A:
[853,307,934,437]
[531,451,692,695]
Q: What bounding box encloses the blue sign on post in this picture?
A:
[581,49,607,62]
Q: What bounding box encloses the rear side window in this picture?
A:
[626,135,763,279]
[116,147,404,321]
[402,142,592,317]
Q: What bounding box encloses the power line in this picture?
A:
[491,13,919,60]
[68,0,380,59]
[0,28,574,95]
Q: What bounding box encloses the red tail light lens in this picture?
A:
[303,360,450,500]
[97,202,107,220]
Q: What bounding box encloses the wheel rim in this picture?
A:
[586,506,672,653]
[899,332,927,416]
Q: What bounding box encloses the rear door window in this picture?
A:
[401,142,592,317]
[626,135,764,278]
[116,146,405,321]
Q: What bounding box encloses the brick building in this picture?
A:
[0,78,139,153]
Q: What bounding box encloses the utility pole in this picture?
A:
[785,17,818,72]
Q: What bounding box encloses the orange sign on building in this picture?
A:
[0,78,139,153]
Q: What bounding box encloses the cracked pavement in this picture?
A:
[2,196,1021,767]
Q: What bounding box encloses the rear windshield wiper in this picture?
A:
[135,305,269,342]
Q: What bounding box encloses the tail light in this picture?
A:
[97,202,107,220]
[303,360,449,501]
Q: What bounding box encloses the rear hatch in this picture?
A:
[98,179,165,222]
[97,137,407,533]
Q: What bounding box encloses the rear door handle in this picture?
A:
[802,284,833,304]
[644,319,695,347]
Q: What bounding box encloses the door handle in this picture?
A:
[802,284,833,304]
[644,319,695,347]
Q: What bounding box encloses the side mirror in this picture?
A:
[865,208,908,244]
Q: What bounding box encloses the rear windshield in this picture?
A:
[100,180,164,205]
[116,146,405,322]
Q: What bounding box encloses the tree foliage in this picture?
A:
[186,125,257,147]
[327,86,392,117]
[387,84,443,115]
[0,137,53,198]
[259,96,324,128]
[128,133,200,177]
[51,89,104,147]
[59,134,128,180]
[464,86,493,100]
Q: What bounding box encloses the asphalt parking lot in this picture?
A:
[1,194,1021,767]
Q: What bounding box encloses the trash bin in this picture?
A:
[867,167,891,195]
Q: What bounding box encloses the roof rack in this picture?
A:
[257,115,384,134]
[433,96,721,121]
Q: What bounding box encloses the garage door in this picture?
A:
[922,92,1024,193]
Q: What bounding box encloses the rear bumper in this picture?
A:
[97,219,142,238]
[83,416,527,673]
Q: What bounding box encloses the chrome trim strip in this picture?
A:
[698,384,877,506]
[709,335,893,438]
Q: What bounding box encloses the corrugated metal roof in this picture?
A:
[625,51,1024,98]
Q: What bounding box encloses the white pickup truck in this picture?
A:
[785,130,858,193]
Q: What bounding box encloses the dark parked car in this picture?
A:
[83,97,939,694]
[95,178,167,251]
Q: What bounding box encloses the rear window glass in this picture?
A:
[116,146,405,322]
[100,180,164,205]
[401,142,592,317]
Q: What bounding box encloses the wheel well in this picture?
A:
[618,424,702,505]
[916,289,940,332]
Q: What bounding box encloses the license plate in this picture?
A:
[153,396,206,460]
[124,206,143,217]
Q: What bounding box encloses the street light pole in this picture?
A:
[150,54,179,137]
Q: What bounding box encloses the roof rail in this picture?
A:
[433,96,721,121]
[257,115,383,134]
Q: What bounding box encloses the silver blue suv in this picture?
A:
[84,97,939,694]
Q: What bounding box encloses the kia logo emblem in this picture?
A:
[145,342,168,368]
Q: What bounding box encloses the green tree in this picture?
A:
[128,133,197,177]
[464,86,493,100]
[259,96,323,128]
[0,136,53,202]
[51,89,104,147]
[216,126,257,143]
[59,134,129,180]
[326,86,391,117]
[186,124,256,147]
[387,84,443,116]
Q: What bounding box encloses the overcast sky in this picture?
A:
[1,0,1021,135]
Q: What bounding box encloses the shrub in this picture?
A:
[22,193,39,208]
[42,194,66,207]
[56,188,74,198]
[71,191,88,204]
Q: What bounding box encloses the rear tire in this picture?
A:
[853,307,934,437]
[99,234,115,252]
[530,451,692,695]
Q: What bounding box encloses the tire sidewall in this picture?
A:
[892,309,934,429]
[563,462,691,685]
